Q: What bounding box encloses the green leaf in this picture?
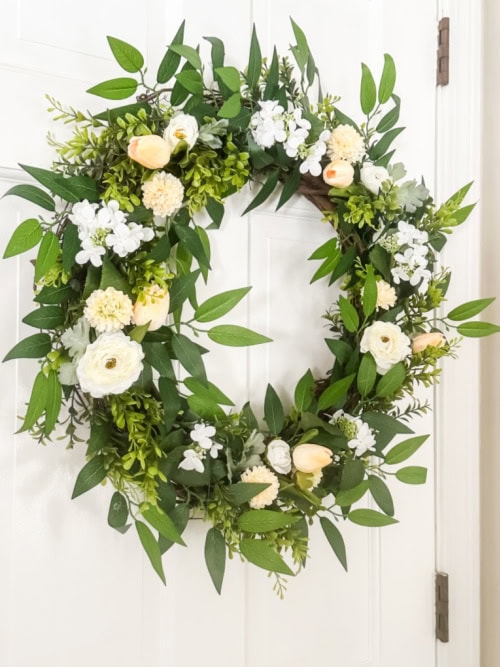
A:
[376,362,406,398]
[143,342,175,379]
[44,370,62,435]
[246,25,262,90]
[368,476,394,516]
[187,394,224,420]
[34,284,73,304]
[204,528,226,594]
[378,54,397,104]
[169,269,201,312]
[348,508,399,527]
[62,223,80,273]
[447,298,496,321]
[225,482,271,506]
[335,481,369,507]
[320,517,347,571]
[239,509,299,533]
[290,18,311,72]
[457,321,500,337]
[86,77,138,100]
[194,287,250,323]
[184,377,234,406]
[157,21,185,83]
[385,434,429,465]
[34,232,59,282]
[3,218,42,258]
[338,295,359,333]
[239,538,294,575]
[309,237,338,261]
[107,36,144,73]
[264,383,284,435]
[174,223,210,269]
[2,184,55,211]
[357,353,377,397]
[294,369,315,412]
[86,419,111,456]
[3,333,51,362]
[376,101,400,133]
[310,247,341,284]
[243,169,280,215]
[94,102,150,123]
[452,204,476,225]
[362,265,377,318]
[370,127,405,161]
[169,44,202,70]
[158,504,189,553]
[362,411,413,450]
[215,66,240,92]
[108,491,129,529]
[325,339,353,365]
[71,455,107,499]
[99,256,132,296]
[206,199,224,228]
[360,63,377,115]
[22,306,64,329]
[171,333,207,384]
[204,35,225,70]
[317,374,355,411]
[129,323,149,343]
[340,459,365,490]
[135,520,166,585]
[159,377,182,429]
[217,92,241,119]
[141,505,186,546]
[18,371,47,432]
[207,324,271,347]
[395,466,427,484]
[276,164,301,210]
[175,70,203,95]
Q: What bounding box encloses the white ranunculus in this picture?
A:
[360,321,411,375]
[76,332,144,398]
[132,285,170,331]
[266,439,292,474]
[360,164,390,195]
[163,113,199,150]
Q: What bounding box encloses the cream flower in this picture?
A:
[360,164,390,195]
[76,332,144,398]
[266,439,292,474]
[163,113,199,150]
[327,124,366,164]
[374,280,397,311]
[84,287,133,333]
[412,331,446,353]
[60,317,90,359]
[360,321,411,375]
[132,284,170,331]
[128,135,171,169]
[240,465,279,509]
[293,444,333,474]
[142,172,184,217]
[322,160,354,188]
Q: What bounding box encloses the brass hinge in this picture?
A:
[437,17,450,86]
[435,572,449,642]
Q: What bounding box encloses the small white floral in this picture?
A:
[60,317,90,359]
[330,410,376,457]
[75,237,106,267]
[209,442,223,459]
[360,164,390,195]
[179,448,205,473]
[190,423,216,450]
[106,222,154,257]
[58,361,78,386]
[299,130,331,176]
[250,100,286,148]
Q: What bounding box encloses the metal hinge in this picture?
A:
[437,17,450,86]
[435,572,449,642]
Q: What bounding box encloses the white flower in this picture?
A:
[84,287,133,333]
[250,101,286,148]
[209,442,224,459]
[360,321,411,375]
[58,361,78,386]
[283,109,311,158]
[132,284,170,331]
[330,410,376,457]
[298,130,331,176]
[75,237,106,267]
[61,317,90,359]
[163,113,199,150]
[69,200,99,236]
[360,164,390,195]
[395,221,428,248]
[142,171,184,217]
[323,159,354,188]
[76,332,144,398]
[179,448,205,473]
[106,222,154,257]
[374,280,397,310]
[327,124,366,164]
[266,439,292,474]
[240,465,280,509]
[190,423,216,450]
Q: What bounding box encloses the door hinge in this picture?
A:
[437,17,450,86]
[435,571,449,642]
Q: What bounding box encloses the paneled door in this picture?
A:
[0,1,440,666]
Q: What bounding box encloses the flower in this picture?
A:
[76,332,144,398]
[412,331,446,353]
[106,221,154,257]
[179,449,205,473]
[84,287,133,333]
[323,160,354,188]
[298,130,331,176]
[360,164,390,195]
[266,439,292,474]
[250,100,286,148]
[292,444,333,473]
[75,237,107,267]
[190,423,216,449]
[240,465,279,509]
[71,199,130,266]
[360,321,411,375]
[142,171,184,217]
[58,361,78,386]
[375,280,397,310]
[283,109,311,158]
[163,113,199,150]
[61,317,90,359]
[128,135,171,169]
[132,284,170,331]
[327,124,366,164]
[331,410,376,457]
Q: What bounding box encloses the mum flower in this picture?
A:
[84,287,133,333]
[240,465,280,509]
[142,171,184,217]
[327,124,366,164]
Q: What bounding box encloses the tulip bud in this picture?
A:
[132,285,170,331]
[128,135,171,169]
[292,443,333,474]
[322,160,354,188]
[411,332,446,353]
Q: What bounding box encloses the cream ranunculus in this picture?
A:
[292,444,333,474]
[128,135,171,169]
[163,113,199,150]
[266,439,292,474]
[360,321,411,375]
[360,163,390,195]
[132,284,170,331]
[76,332,144,398]
[322,160,354,188]
[412,331,446,353]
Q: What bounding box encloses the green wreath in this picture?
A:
[3,20,498,595]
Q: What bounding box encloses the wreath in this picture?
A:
[3,21,499,596]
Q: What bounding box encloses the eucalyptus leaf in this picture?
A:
[348,508,398,527]
[44,370,62,435]
[317,374,355,411]
[457,322,500,337]
[368,476,395,516]
[141,505,186,546]
[171,333,207,384]
[338,295,359,333]
[239,509,299,533]
[2,184,55,211]
[360,63,377,115]
[376,363,406,398]
[294,369,315,412]
[194,287,250,323]
[447,298,495,321]
[34,232,59,282]
[357,353,377,397]
[385,434,429,465]
[395,466,428,484]
[18,371,47,432]
[157,22,185,83]
[225,482,271,506]
[108,492,129,529]
[378,54,397,104]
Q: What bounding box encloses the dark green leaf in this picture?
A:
[362,265,377,318]
[447,298,495,321]
[325,339,353,365]
[158,503,190,553]
[276,164,301,210]
[2,184,55,211]
[204,35,225,70]
[340,459,365,490]
[240,538,294,575]
[246,25,262,90]
[294,369,315,412]
[142,505,186,545]
[44,370,62,435]
[99,256,132,296]
[378,54,396,104]
[206,199,224,228]
[22,306,64,329]
[175,69,203,95]
[169,44,202,70]
[357,353,377,397]
[87,77,138,100]
[3,333,51,362]
[310,247,341,283]
[385,434,429,465]
[71,455,107,499]
[159,377,181,430]
[360,63,377,115]
[318,374,355,411]
[135,520,166,584]
[62,223,80,273]
[3,218,42,258]
[376,363,406,397]
[87,420,111,456]
[184,377,234,406]
[242,169,280,215]
[157,21,185,83]
[369,127,405,161]
[348,508,398,527]
[335,481,369,507]
[194,287,250,323]
[457,321,500,337]
[18,371,47,432]
[143,342,175,379]
[376,101,400,133]
[171,333,207,384]
[264,383,284,435]
[169,270,201,313]
[225,482,271,506]
[395,466,427,484]
[320,517,347,571]
[309,237,338,261]
[239,509,299,533]
[369,245,392,282]
[207,324,271,347]
[108,491,129,528]
[362,411,413,450]
[369,476,394,516]
[205,527,226,594]
[174,223,210,269]
[34,232,59,281]
[338,295,360,333]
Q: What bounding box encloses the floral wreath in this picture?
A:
[3,21,499,596]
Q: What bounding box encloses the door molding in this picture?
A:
[435,1,482,665]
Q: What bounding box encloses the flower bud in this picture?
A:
[128,135,171,169]
[132,285,170,331]
[322,160,354,188]
[411,332,446,353]
[292,443,333,474]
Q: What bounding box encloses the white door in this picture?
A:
[0,1,443,666]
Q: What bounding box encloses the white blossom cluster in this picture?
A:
[69,199,154,267]
[179,423,223,473]
[330,410,376,457]
[390,221,432,293]
[250,101,330,176]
